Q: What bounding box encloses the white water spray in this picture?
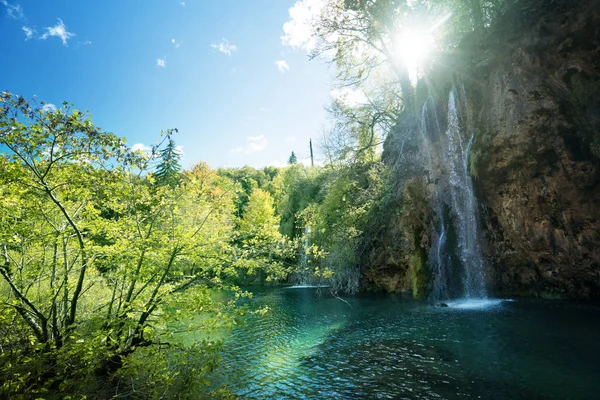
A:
[442,89,487,299]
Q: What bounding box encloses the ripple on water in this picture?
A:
[207,289,600,400]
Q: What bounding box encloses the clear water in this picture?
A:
[210,287,600,399]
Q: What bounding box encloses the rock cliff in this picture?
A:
[362,0,600,299]
[469,0,600,298]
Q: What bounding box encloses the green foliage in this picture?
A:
[275,164,326,239]
[236,189,294,283]
[0,93,260,398]
[304,162,387,293]
[217,165,277,217]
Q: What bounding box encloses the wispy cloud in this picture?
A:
[156,58,166,68]
[172,38,181,48]
[281,0,323,53]
[40,18,75,46]
[248,134,265,141]
[179,1,185,6]
[22,26,34,40]
[1,0,25,20]
[274,60,290,73]
[211,38,237,56]
[41,103,56,112]
[232,135,268,154]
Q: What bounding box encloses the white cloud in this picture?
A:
[232,135,268,154]
[259,107,266,112]
[175,145,184,155]
[131,143,152,153]
[248,134,265,142]
[22,26,34,40]
[274,60,290,73]
[285,136,297,143]
[269,160,287,168]
[156,58,166,68]
[281,0,323,53]
[79,40,92,46]
[41,103,56,112]
[330,87,369,108]
[1,0,24,20]
[172,38,181,48]
[40,18,75,46]
[211,38,237,56]
[179,1,185,6]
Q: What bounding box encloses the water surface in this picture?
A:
[211,288,600,399]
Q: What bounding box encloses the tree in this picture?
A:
[288,151,298,165]
[237,189,292,282]
[0,93,245,397]
[154,129,182,187]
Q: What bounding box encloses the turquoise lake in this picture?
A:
[206,287,600,399]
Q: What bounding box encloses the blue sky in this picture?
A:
[0,0,334,169]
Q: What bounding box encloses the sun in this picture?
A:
[393,14,451,85]
[395,29,434,85]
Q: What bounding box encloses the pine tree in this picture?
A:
[155,134,182,187]
[288,151,297,165]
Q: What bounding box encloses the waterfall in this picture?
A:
[442,89,487,299]
[423,89,487,300]
[295,226,312,286]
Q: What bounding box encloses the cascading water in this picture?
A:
[423,89,488,301]
[289,227,330,288]
[443,89,487,299]
[418,97,451,300]
[293,227,313,286]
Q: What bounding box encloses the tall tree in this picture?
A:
[154,129,182,187]
[288,151,298,165]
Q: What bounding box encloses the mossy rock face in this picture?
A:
[361,179,433,298]
[407,252,427,300]
[461,0,600,299]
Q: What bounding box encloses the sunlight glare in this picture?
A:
[396,29,434,85]
[394,13,452,85]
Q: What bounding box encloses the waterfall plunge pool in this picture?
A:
[202,287,600,399]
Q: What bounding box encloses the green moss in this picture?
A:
[468,150,479,180]
[407,252,427,300]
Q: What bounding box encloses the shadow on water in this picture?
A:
[208,288,600,399]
